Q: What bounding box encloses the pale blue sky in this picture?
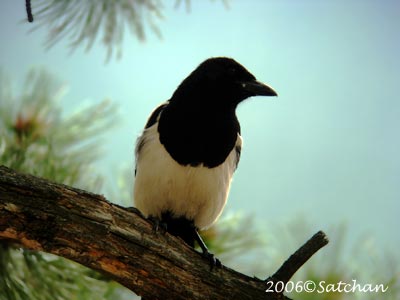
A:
[1,0,399,258]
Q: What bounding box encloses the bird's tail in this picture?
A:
[161,211,195,247]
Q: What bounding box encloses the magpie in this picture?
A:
[134,57,277,266]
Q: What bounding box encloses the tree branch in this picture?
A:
[0,165,328,300]
[269,231,329,285]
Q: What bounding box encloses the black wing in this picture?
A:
[234,143,241,170]
[145,102,169,129]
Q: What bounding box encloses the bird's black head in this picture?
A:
[170,57,277,109]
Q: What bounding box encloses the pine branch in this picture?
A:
[26,0,33,22]
[29,0,163,61]
[0,165,328,300]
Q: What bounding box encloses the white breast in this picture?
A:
[134,123,241,229]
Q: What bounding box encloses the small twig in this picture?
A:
[25,0,33,22]
[267,231,329,284]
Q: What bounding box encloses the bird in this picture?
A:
[134,57,277,266]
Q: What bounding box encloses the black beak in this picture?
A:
[242,80,277,97]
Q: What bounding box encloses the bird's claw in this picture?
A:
[148,216,167,234]
[202,251,222,270]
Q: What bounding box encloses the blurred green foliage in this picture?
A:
[0,68,117,189]
[0,68,129,300]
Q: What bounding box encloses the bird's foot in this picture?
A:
[202,250,222,270]
[148,216,167,234]
[191,226,222,270]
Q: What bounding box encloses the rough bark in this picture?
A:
[0,165,328,300]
